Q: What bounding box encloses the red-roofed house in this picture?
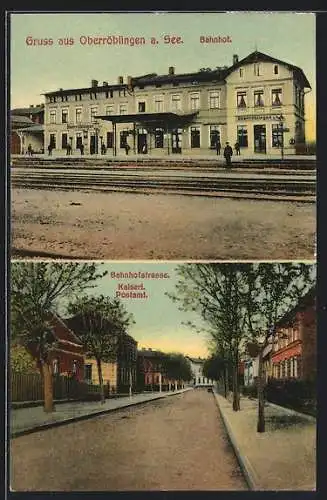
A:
[25,313,85,381]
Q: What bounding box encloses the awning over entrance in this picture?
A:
[95,112,198,156]
[95,112,198,125]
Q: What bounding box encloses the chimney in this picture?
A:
[127,75,133,87]
[91,79,98,88]
[118,76,124,85]
[233,54,239,65]
[169,66,175,75]
[103,81,108,86]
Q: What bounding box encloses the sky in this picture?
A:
[55,261,315,358]
[10,11,316,140]
[59,262,211,359]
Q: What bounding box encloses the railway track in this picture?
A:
[11,168,316,202]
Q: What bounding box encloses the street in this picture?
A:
[11,187,315,260]
[10,389,247,491]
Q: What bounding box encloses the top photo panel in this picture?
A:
[10,11,316,261]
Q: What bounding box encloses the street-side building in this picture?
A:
[83,358,117,391]
[244,357,259,386]
[42,50,311,157]
[271,288,316,381]
[137,348,170,391]
[21,313,85,380]
[69,333,137,393]
[11,104,45,154]
[66,314,138,392]
[117,333,138,392]
[186,356,214,387]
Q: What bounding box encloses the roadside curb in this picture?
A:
[11,389,191,439]
[213,392,259,491]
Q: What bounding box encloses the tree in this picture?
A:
[243,263,316,432]
[11,262,107,412]
[168,263,316,420]
[167,263,256,411]
[67,295,135,403]
[10,345,39,374]
[163,353,192,388]
[203,353,230,396]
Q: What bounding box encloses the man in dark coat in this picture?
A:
[234,142,240,155]
[223,142,233,167]
[216,139,221,155]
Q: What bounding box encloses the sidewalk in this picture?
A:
[10,389,191,438]
[214,393,316,491]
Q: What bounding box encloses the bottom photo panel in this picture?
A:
[9,261,316,492]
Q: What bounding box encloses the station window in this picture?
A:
[106,131,113,148]
[191,126,200,148]
[237,91,247,108]
[155,128,164,148]
[61,109,68,123]
[272,124,283,147]
[254,90,264,107]
[237,126,248,147]
[61,133,68,149]
[138,101,146,112]
[272,88,282,106]
[154,96,164,112]
[209,125,220,148]
[49,110,56,124]
[209,92,220,109]
[75,108,82,123]
[49,134,56,148]
[190,93,200,111]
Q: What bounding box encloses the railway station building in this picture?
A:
[43,50,311,157]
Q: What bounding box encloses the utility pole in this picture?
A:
[129,367,132,399]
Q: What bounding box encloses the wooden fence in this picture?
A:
[10,371,102,402]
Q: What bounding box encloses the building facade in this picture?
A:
[83,358,118,391]
[186,357,214,387]
[11,104,45,154]
[271,288,316,382]
[137,348,170,391]
[42,51,311,157]
[116,333,138,392]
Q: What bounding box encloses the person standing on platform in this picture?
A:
[223,142,233,168]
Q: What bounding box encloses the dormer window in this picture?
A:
[274,65,279,75]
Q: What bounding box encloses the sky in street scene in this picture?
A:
[10,11,316,140]
[55,262,316,358]
[58,262,210,358]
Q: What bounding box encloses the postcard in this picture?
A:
[9,11,316,261]
[9,260,316,491]
[7,10,317,495]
